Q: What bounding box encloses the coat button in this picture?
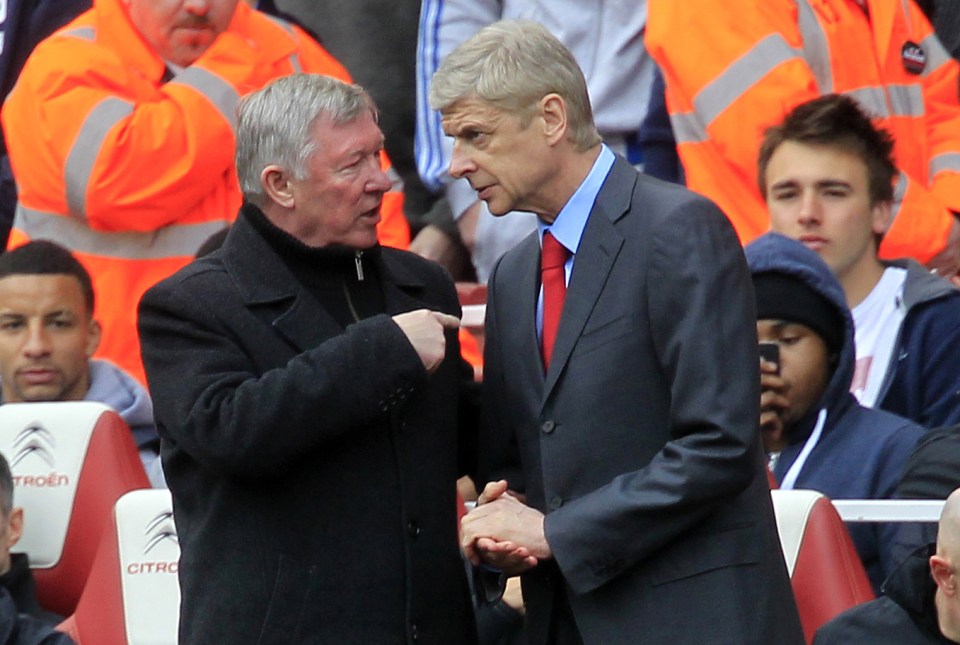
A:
[410,623,419,641]
[548,496,563,510]
[407,520,420,537]
[541,420,555,434]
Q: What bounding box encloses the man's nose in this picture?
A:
[23,324,51,357]
[798,192,820,225]
[183,0,212,15]
[448,144,475,180]
[367,162,395,193]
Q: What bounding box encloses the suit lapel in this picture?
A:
[543,158,634,399]
[513,234,547,395]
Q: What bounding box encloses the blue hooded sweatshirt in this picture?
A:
[745,233,924,592]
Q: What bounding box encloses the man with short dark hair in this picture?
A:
[760,94,960,429]
[0,241,163,487]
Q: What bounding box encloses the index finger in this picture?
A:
[431,312,461,329]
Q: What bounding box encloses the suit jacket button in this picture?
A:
[410,623,419,641]
[407,520,420,537]
[541,420,555,434]
[548,496,563,510]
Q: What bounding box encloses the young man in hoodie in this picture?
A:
[0,241,163,487]
[760,94,960,429]
[746,232,924,591]
[814,486,960,644]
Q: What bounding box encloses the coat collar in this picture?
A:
[219,210,427,353]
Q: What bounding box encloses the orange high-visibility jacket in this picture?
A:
[2,0,410,385]
[647,0,960,262]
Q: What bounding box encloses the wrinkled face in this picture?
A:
[0,275,100,404]
[441,97,554,217]
[123,0,240,67]
[285,110,393,249]
[757,319,831,430]
[765,141,890,282]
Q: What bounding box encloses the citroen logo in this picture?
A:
[144,511,178,555]
[10,423,56,468]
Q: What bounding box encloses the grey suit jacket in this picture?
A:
[480,157,803,644]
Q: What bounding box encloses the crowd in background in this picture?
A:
[0,1,960,643]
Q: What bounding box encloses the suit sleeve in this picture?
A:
[544,196,764,594]
[137,272,429,479]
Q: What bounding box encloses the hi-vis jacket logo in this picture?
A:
[9,423,68,488]
[127,510,179,575]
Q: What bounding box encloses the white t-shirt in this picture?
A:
[851,267,908,407]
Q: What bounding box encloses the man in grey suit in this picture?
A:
[433,21,804,644]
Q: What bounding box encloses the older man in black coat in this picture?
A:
[138,74,477,645]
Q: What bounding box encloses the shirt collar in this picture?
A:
[538,144,616,254]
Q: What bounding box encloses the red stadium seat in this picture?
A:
[0,401,150,616]
[58,489,180,645]
[771,489,875,644]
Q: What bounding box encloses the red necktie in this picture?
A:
[541,231,569,371]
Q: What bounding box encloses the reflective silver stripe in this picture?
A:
[930,153,960,177]
[890,172,908,225]
[64,97,135,220]
[668,34,798,145]
[167,67,239,130]
[669,112,708,145]
[796,0,832,92]
[61,26,95,41]
[264,15,302,73]
[920,33,953,78]
[844,87,889,118]
[14,204,228,260]
[886,84,925,118]
[695,34,798,127]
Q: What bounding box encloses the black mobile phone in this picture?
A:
[758,342,780,375]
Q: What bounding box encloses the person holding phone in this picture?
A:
[747,231,925,591]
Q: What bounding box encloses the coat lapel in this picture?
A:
[543,158,634,399]
[220,214,343,354]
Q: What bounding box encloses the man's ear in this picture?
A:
[871,200,893,237]
[6,508,23,550]
[539,93,568,146]
[931,554,956,595]
[87,319,102,358]
[261,165,296,209]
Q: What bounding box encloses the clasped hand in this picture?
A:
[460,480,552,575]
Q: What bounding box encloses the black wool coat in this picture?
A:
[138,210,477,645]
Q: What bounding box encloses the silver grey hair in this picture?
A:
[429,20,600,150]
[236,73,376,204]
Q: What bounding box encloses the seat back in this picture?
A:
[771,489,875,644]
[59,489,181,645]
[0,401,150,615]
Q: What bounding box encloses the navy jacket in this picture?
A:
[746,233,924,591]
[876,259,960,429]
